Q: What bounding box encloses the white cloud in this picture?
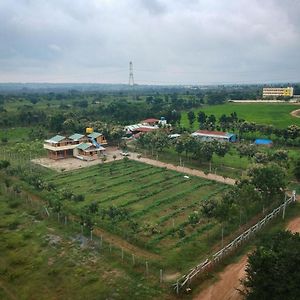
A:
[0,0,299,83]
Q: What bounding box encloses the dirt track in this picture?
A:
[194,215,300,300]
[290,109,300,118]
[129,153,236,185]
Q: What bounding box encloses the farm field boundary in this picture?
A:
[174,191,297,293]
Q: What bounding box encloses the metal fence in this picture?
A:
[174,191,297,293]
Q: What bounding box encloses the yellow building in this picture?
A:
[263,87,294,98]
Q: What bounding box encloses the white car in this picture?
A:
[120,152,130,156]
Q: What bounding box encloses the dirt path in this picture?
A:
[92,227,161,260]
[194,215,300,300]
[290,108,300,118]
[129,153,235,185]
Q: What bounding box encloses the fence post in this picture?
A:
[221,226,224,248]
[145,261,149,276]
[160,269,163,284]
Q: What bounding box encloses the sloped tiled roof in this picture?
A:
[45,135,66,143]
[142,118,159,123]
[69,133,85,141]
[76,143,91,150]
[87,132,102,139]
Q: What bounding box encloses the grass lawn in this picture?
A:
[0,190,165,300]
[181,103,300,129]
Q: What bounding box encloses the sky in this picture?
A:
[0,0,299,85]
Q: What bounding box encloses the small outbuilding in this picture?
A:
[254,139,273,147]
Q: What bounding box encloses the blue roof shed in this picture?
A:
[254,139,273,145]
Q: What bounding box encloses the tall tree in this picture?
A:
[187,111,196,128]
[197,111,207,128]
[247,163,287,203]
[243,231,300,300]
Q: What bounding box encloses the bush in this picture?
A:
[0,160,10,169]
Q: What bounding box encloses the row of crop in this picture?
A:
[119,174,184,208]
[159,186,227,246]
[131,181,214,218]
[176,222,216,246]
[89,165,154,193]
[155,185,227,226]
[97,172,182,205]
[52,163,151,187]
[147,187,226,246]
[147,220,190,247]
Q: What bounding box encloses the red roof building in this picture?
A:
[141,118,160,125]
[191,130,237,142]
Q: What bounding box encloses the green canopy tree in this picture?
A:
[294,158,300,181]
[247,163,287,203]
[243,231,300,300]
[187,111,196,128]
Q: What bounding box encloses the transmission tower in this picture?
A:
[128,61,135,86]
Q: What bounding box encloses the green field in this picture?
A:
[40,160,229,270]
[181,103,300,129]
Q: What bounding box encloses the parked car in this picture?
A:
[120,152,130,156]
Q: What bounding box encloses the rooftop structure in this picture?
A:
[45,135,66,144]
[191,130,237,142]
[141,118,160,124]
[87,132,108,145]
[69,133,86,141]
[125,117,169,137]
[124,124,159,134]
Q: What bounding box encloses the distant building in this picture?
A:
[141,118,160,126]
[191,130,237,142]
[263,87,294,98]
[124,117,169,137]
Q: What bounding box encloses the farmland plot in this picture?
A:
[42,160,228,268]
